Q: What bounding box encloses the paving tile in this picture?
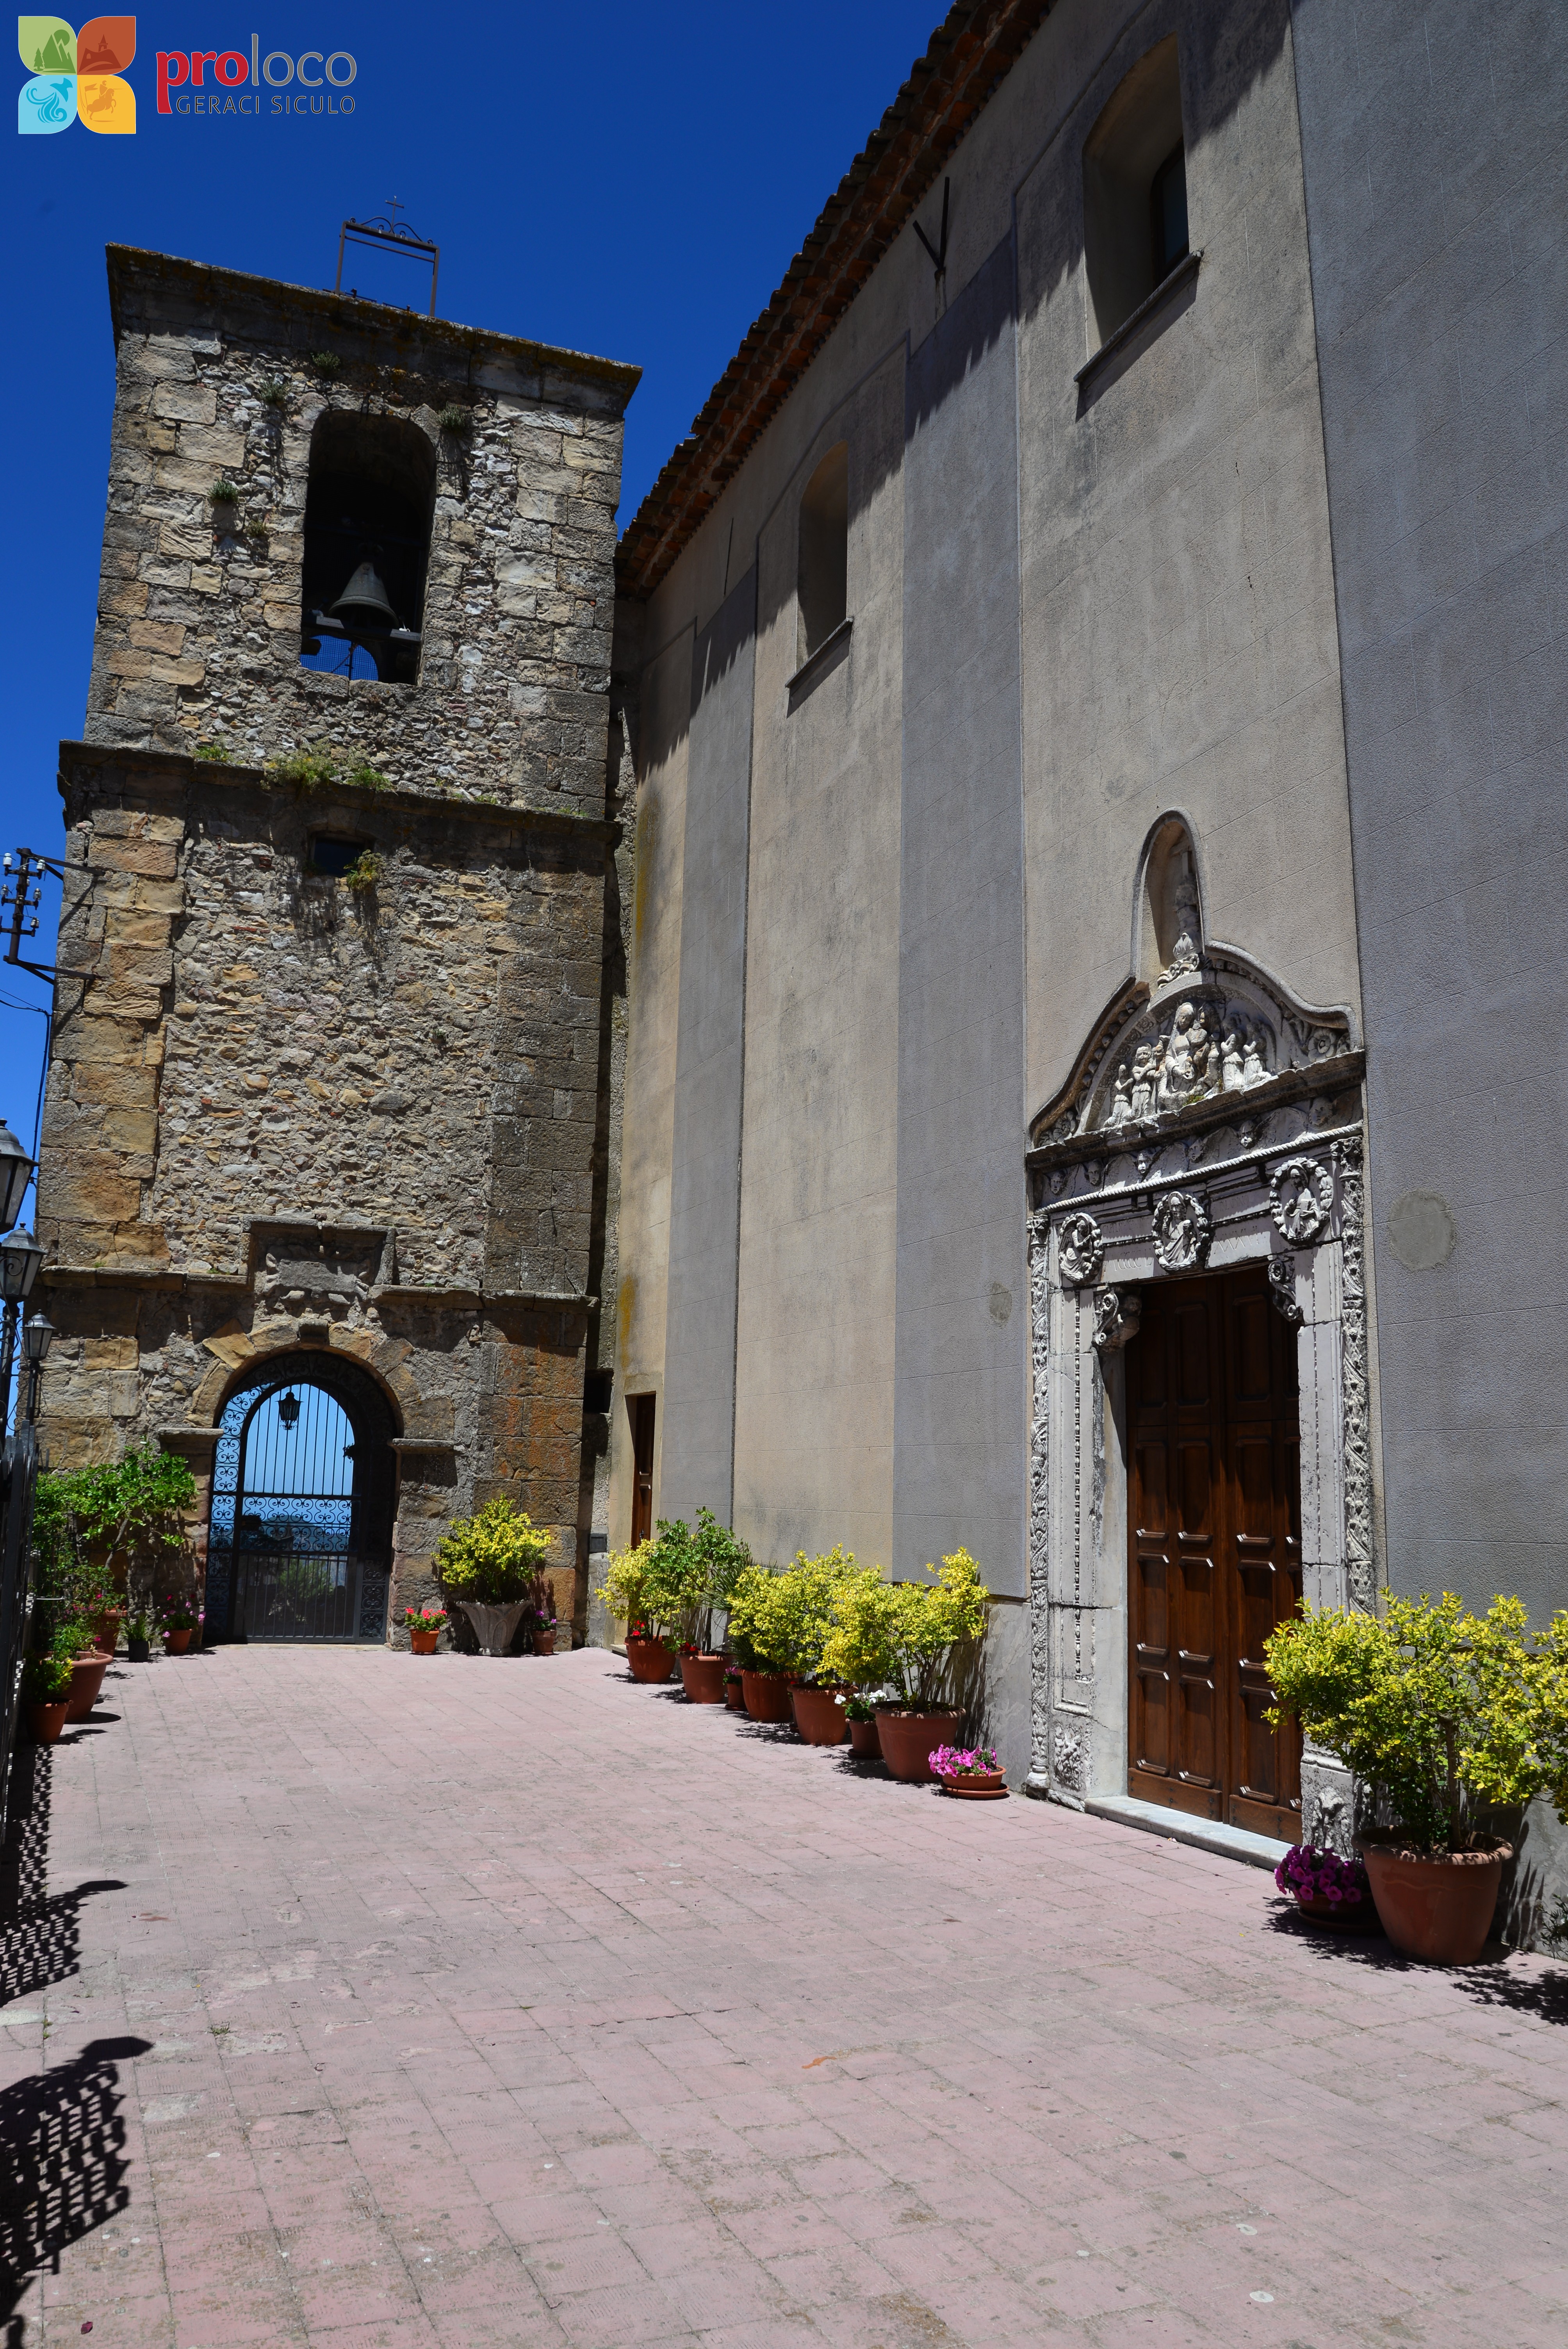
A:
[6,1647,1566,2349]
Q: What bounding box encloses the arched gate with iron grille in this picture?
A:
[205,1352,396,1643]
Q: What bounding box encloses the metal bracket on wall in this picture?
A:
[2,848,94,982]
[912,178,950,283]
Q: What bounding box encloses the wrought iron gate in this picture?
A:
[206,1369,391,1643]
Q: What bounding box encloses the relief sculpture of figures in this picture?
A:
[1094,998,1274,1133]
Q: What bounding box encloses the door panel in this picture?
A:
[1127,1266,1303,1839]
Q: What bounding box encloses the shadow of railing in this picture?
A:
[0,1747,125,2009]
[0,1744,148,2328]
[0,2033,154,2329]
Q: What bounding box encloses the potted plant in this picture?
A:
[743,1547,861,1743]
[820,1549,990,1782]
[930,1744,1009,1799]
[603,1538,678,1682]
[35,1444,197,1606]
[722,1567,797,1722]
[723,1666,745,1712]
[125,1607,152,1664]
[23,1652,73,1744]
[86,1584,124,1656]
[55,1622,112,1722]
[433,1497,552,1655]
[403,1605,447,1655]
[533,1613,559,1657]
[681,1509,753,1701]
[844,1691,881,1759]
[1273,1845,1375,1929]
[1265,1590,1568,1964]
[158,1595,202,1656]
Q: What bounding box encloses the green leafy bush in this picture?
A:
[51,1620,97,1660]
[818,1549,990,1711]
[1265,1592,1568,1856]
[22,1653,73,1704]
[606,1510,754,1648]
[726,1548,868,1680]
[603,1538,673,1641]
[434,1498,551,1604]
[343,851,382,892]
[34,1447,197,1615]
[194,739,233,762]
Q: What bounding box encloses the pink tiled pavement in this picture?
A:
[4,1644,1565,2347]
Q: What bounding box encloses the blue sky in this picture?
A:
[0,0,938,1223]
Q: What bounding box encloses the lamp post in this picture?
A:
[0,1220,43,1436]
[21,1312,54,1426]
[0,1122,32,1236]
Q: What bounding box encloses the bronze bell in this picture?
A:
[330,559,398,631]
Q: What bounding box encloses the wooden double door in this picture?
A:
[1125,1265,1302,1839]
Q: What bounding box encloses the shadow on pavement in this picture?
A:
[0,1745,150,2331]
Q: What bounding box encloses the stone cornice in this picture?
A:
[105,244,641,408]
[56,740,620,848]
[41,1265,597,1313]
[615,0,1055,602]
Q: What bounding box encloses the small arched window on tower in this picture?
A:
[1083,36,1189,353]
[299,412,437,685]
[796,441,848,668]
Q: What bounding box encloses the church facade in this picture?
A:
[604,0,1568,1917]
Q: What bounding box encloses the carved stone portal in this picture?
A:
[1269,1155,1334,1245]
[1057,1212,1104,1287]
[1268,1253,1303,1326]
[1092,1287,1141,1351]
[1151,1189,1211,1271]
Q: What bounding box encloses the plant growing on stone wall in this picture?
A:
[433,1497,551,1604]
[311,351,341,376]
[267,742,340,788]
[437,405,473,435]
[208,479,240,507]
[343,759,389,791]
[343,851,382,893]
[818,1550,990,1712]
[194,739,233,762]
[244,514,269,544]
[259,378,288,408]
[1265,1592,1568,1856]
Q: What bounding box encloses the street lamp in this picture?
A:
[21,1312,54,1425]
[0,1221,43,1435]
[0,1121,32,1235]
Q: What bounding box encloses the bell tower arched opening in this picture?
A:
[205,1349,399,1643]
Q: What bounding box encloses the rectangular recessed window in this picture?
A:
[1083,36,1188,352]
[308,834,370,878]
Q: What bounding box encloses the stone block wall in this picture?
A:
[90,246,638,817]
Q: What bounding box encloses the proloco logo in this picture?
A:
[157,36,356,112]
[18,13,135,132]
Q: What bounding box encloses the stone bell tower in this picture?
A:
[34,244,640,1645]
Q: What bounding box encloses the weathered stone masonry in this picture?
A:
[36,247,640,1646]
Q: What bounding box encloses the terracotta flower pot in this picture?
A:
[92,1612,123,1656]
[1361,1838,1510,1965]
[626,1634,675,1684]
[28,1701,69,1744]
[535,1627,556,1657]
[164,1627,193,1655]
[64,1652,112,1722]
[938,1769,1009,1799]
[847,1715,881,1759]
[740,1668,793,1723]
[1292,1893,1379,1932]
[409,1628,440,1654]
[791,1685,850,1745]
[680,1652,727,1704]
[875,1709,962,1784]
[723,1677,745,1711]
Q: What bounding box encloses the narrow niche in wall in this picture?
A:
[299,413,436,685]
[796,441,848,668]
[1083,35,1189,352]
